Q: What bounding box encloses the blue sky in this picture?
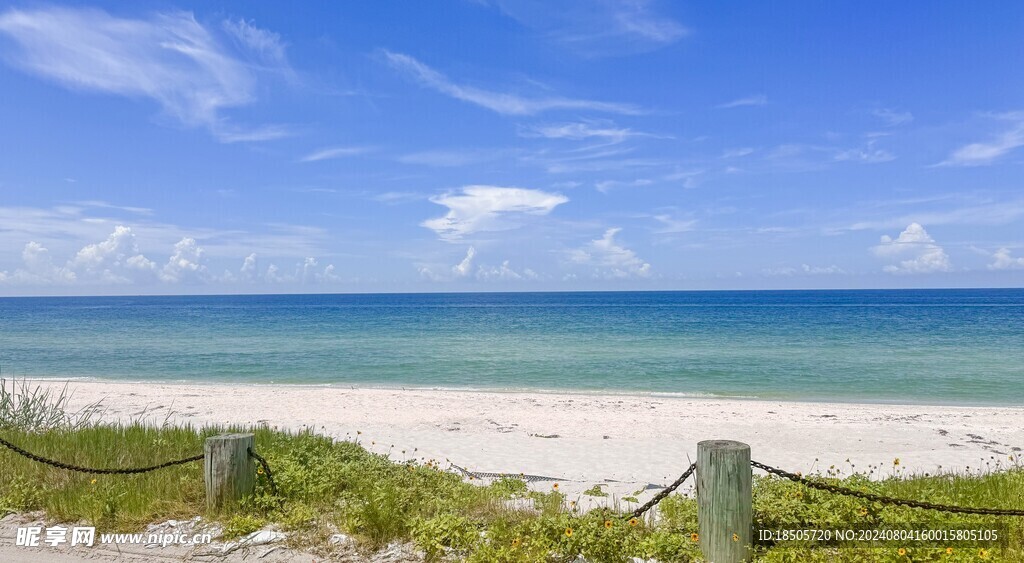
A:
[0,1,1022,295]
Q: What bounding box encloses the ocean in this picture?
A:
[0,289,1021,405]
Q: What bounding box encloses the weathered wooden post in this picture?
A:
[697,440,752,562]
[204,433,256,512]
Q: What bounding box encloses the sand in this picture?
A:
[23,380,1024,505]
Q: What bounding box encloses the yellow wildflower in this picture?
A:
[732,533,739,542]
[511,538,521,548]
[604,520,613,529]
[893,458,900,466]
[897,547,906,556]
[564,527,573,538]
[946,547,953,555]
[629,518,639,527]
[979,548,989,559]
[690,532,699,542]
[858,507,868,516]
[90,479,97,485]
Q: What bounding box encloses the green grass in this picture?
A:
[1,382,1023,561]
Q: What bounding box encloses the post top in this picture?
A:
[697,439,750,451]
[207,433,255,440]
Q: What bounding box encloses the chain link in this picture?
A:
[0,434,203,475]
[752,460,1024,516]
[247,447,280,498]
[629,462,697,520]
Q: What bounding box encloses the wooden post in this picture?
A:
[697,440,752,563]
[204,433,256,512]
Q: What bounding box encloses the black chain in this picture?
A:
[629,462,697,520]
[0,434,202,475]
[247,447,280,498]
[752,460,1024,516]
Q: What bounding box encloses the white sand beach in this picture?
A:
[30,380,1024,505]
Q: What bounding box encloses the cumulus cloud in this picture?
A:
[161,237,208,283]
[569,228,651,278]
[382,51,640,115]
[239,253,259,281]
[476,260,538,281]
[422,185,568,241]
[988,248,1024,270]
[1,242,77,285]
[872,223,952,274]
[67,226,157,283]
[0,7,290,142]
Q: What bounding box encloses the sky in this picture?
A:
[0,1,1022,296]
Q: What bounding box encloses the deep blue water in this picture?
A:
[0,289,1022,404]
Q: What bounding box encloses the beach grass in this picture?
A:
[2,383,1023,561]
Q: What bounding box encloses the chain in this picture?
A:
[248,447,280,498]
[0,434,203,475]
[752,460,1024,516]
[629,462,697,520]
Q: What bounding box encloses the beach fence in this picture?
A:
[0,432,276,512]
[4,434,1024,562]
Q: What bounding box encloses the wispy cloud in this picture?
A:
[872,108,914,127]
[0,7,291,142]
[485,0,687,56]
[717,95,767,109]
[300,146,372,162]
[939,112,1024,167]
[382,50,641,115]
[519,120,663,142]
[422,185,569,241]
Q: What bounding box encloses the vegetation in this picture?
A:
[1,381,1023,561]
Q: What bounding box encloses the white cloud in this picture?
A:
[452,246,477,277]
[717,95,767,109]
[300,146,372,162]
[569,228,651,278]
[0,7,290,142]
[940,113,1024,166]
[988,248,1024,270]
[382,50,640,115]
[1,242,77,285]
[476,260,537,281]
[68,225,157,283]
[802,264,845,275]
[161,237,208,283]
[422,185,569,241]
[721,147,755,159]
[239,253,259,281]
[872,223,952,274]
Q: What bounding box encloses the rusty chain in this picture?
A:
[629,462,697,520]
[752,460,1024,516]
[0,434,202,475]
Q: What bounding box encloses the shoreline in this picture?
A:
[17,376,1024,408]
[19,379,1024,508]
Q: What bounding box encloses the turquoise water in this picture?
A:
[0,290,1022,405]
